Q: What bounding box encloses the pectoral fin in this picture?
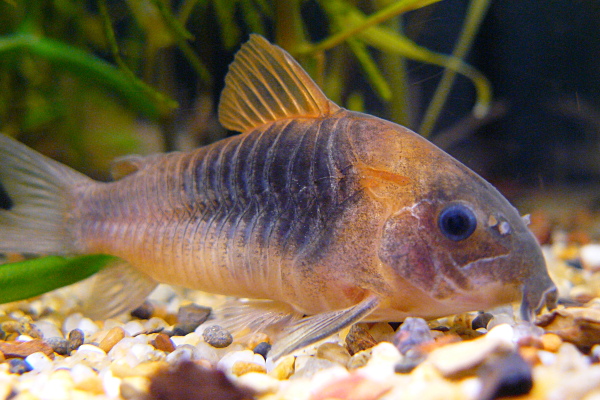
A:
[269,295,380,360]
[211,298,303,338]
[82,260,158,319]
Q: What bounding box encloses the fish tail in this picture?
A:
[0,134,92,255]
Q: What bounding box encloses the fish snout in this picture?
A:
[519,266,558,322]
[515,229,558,322]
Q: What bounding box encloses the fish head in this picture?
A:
[374,135,557,321]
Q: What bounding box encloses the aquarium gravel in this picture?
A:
[0,196,599,400]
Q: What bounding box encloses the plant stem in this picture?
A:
[300,0,441,55]
[418,0,492,137]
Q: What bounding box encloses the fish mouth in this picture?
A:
[519,279,558,322]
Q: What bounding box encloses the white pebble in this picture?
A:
[143,317,169,331]
[25,352,53,372]
[166,344,202,364]
[487,314,516,330]
[362,342,402,381]
[16,335,34,342]
[538,350,557,366]
[70,363,97,384]
[123,320,145,336]
[101,369,121,399]
[108,338,139,360]
[63,313,83,334]
[194,342,220,365]
[103,319,126,331]
[148,284,178,303]
[77,318,100,338]
[77,344,107,356]
[486,323,515,346]
[217,350,256,372]
[235,372,281,394]
[33,320,63,339]
[130,343,164,363]
[581,244,600,271]
[171,332,201,347]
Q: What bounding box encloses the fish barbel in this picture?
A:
[0,35,556,358]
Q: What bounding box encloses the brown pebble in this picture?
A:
[147,361,254,400]
[541,333,563,352]
[68,329,85,352]
[231,361,266,376]
[99,327,125,353]
[131,301,154,320]
[177,304,211,335]
[153,333,175,353]
[346,324,377,355]
[0,339,54,359]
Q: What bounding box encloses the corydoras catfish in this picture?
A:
[0,35,556,359]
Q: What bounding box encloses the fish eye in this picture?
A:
[438,203,477,241]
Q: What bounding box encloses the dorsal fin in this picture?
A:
[218,34,339,132]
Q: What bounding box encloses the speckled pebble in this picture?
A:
[46,337,70,355]
[99,327,126,353]
[8,358,31,374]
[202,325,233,348]
[1,321,25,335]
[67,328,85,352]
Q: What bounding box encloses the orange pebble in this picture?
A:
[541,333,562,352]
[519,346,540,365]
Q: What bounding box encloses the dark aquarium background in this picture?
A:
[0,0,598,191]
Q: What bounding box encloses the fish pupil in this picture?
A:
[438,203,477,241]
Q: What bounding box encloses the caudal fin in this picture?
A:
[0,134,92,254]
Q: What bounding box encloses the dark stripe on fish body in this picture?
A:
[0,180,13,210]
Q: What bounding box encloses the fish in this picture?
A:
[0,35,557,359]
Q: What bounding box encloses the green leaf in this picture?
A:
[346,37,392,101]
[0,255,117,304]
[0,33,177,119]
